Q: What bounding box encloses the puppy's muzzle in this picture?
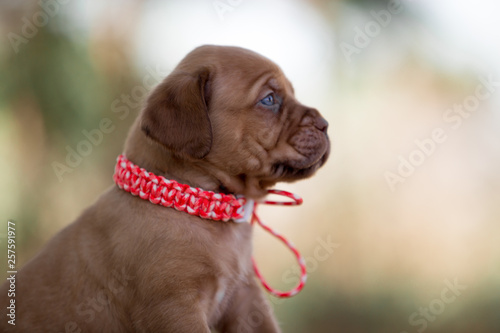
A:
[288,109,330,170]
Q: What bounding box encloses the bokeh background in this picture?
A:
[1,0,500,332]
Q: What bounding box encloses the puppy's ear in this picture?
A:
[140,68,212,159]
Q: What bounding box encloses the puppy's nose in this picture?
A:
[314,117,328,133]
[301,108,329,133]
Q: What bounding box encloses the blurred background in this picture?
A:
[1,0,500,332]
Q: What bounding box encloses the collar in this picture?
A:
[113,154,307,298]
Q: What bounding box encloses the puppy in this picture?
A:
[0,45,329,332]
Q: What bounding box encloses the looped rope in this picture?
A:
[252,190,307,298]
[113,155,307,298]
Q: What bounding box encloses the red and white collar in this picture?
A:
[113,154,307,298]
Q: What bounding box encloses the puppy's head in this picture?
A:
[137,45,330,197]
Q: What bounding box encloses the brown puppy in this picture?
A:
[0,45,329,332]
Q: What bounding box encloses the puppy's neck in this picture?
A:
[204,167,270,199]
[124,121,270,198]
[123,123,225,194]
[126,149,268,198]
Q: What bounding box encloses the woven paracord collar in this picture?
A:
[113,154,307,298]
[113,155,245,222]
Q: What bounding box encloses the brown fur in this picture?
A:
[0,45,329,332]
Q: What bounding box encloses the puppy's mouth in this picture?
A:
[272,140,330,181]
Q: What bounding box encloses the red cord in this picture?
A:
[251,190,307,298]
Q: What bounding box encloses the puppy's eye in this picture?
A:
[260,94,275,106]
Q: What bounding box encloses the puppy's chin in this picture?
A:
[271,146,330,182]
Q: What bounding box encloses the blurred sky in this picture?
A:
[65,0,500,102]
